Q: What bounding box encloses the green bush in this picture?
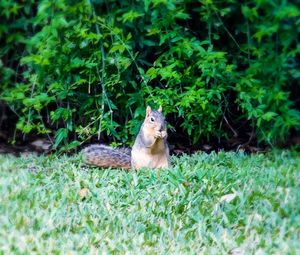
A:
[1,0,300,149]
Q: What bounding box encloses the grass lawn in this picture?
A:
[0,150,299,254]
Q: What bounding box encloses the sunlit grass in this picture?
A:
[0,151,299,254]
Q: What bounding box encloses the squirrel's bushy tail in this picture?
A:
[82,145,131,169]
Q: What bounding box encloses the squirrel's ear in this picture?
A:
[157,105,162,113]
[146,106,152,116]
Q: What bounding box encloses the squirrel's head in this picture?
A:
[144,105,166,132]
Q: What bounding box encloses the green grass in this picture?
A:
[0,151,299,254]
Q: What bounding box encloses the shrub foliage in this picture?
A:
[1,0,300,149]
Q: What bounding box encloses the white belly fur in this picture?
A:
[131,145,169,169]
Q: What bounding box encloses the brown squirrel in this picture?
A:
[83,106,170,169]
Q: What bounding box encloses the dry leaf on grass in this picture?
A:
[79,188,89,200]
[220,193,237,203]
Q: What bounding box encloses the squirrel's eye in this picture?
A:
[150,117,155,122]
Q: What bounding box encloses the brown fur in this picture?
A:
[131,106,170,169]
[83,145,131,169]
[82,106,170,170]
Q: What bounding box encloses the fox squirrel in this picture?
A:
[83,106,170,169]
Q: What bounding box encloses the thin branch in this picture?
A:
[224,115,238,137]
[87,0,110,140]
[215,11,247,54]
[37,111,53,144]
[24,78,36,140]
[246,19,251,63]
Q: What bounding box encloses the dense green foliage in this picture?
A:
[0,151,299,253]
[1,0,300,148]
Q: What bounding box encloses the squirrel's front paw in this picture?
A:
[160,130,167,139]
[154,130,167,139]
[154,130,162,139]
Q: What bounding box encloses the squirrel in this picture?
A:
[82,106,170,170]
